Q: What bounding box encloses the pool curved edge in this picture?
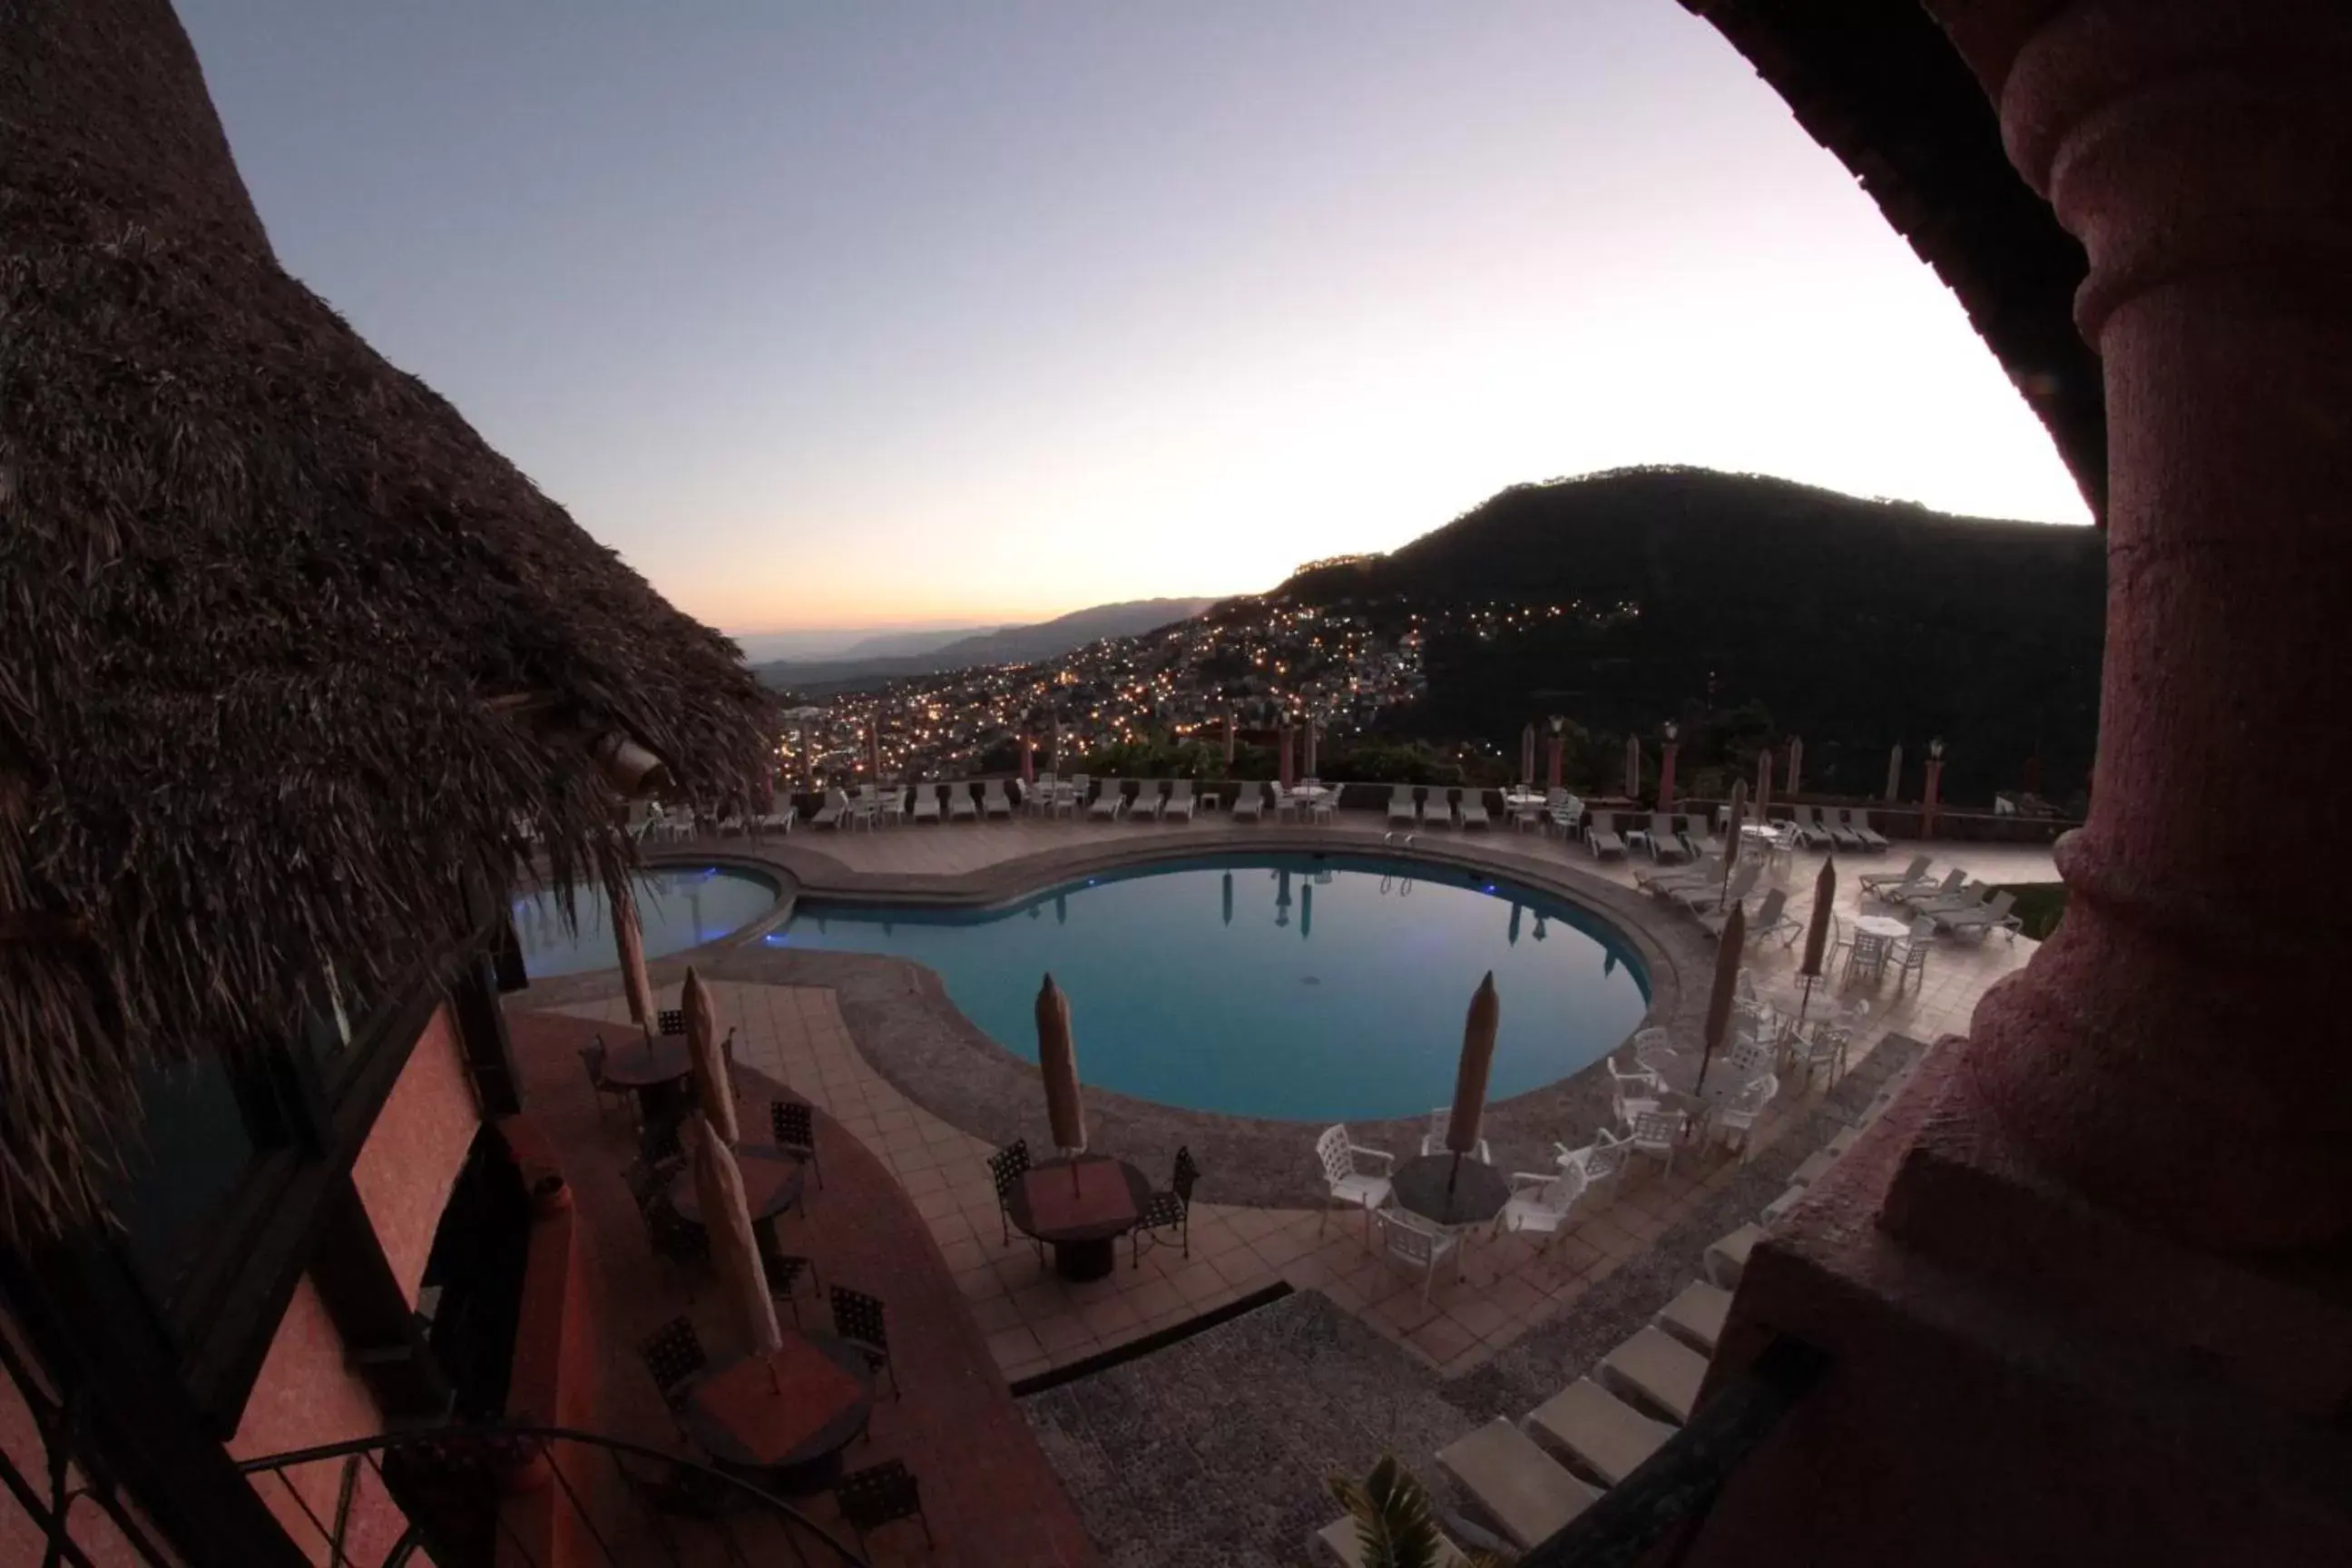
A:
[528,827,1713,1210]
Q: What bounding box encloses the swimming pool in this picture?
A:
[766,853,1649,1122]
[513,867,779,978]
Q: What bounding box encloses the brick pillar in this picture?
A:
[1935,0,2352,1250]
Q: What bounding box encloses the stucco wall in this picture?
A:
[353,1000,483,1304]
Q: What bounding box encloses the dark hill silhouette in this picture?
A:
[757,597,1215,694]
[1283,467,2105,805]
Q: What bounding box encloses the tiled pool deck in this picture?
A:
[524,812,2052,1391]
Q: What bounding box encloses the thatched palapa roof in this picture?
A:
[0,0,779,1240]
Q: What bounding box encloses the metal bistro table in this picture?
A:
[1391,1153,1512,1230]
[599,1035,694,1128]
[668,1142,807,1243]
[1005,1154,1152,1281]
[681,1332,876,1493]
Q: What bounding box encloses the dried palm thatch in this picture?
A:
[0,0,779,1240]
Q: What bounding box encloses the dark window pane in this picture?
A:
[106,1054,257,1310]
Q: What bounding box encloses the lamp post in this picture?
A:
[1659,720,1680,815]
[1923,737,1945,838]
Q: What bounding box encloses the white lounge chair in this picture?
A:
[1586,811,1627,858]
[1599,1325,1710,1425]
[1655,1280,1731,1356]
[1859,854,1932,897]
[1314,1124,1395,1243]
[1645,813,1690,862]
[1671,861,1759,915]
[1387,785,1417,828]
[1936,888,2020,940]
[1704,1223,1763,1289]
[1230,782,1264,822]
[946,783,976,822]
[1088,780,1126,820]
[1457,789,1491,830]
[1821,808,1863,853]
[1419,1107,1492,1164]
[981,779,1013,818]
[1127,780,1164,820]
[1680,814,1721,860]
[1701,886,1790,944]
[1891,867,1967,908]
[1635,853,1723,894]
[1912,880,1992,918]
[910,784,943,824]
[1494,1163,1587,1248]
[1312,1516,1471,1568]
[1788,803,1834,849]
[812,788,848,829]
[1370,1208,1464,1303]
[753,803,796,836]
[1161,779,1197,822]
[1843,808,1889,851]
[1436,1419,1602,1551]
[1525,1378,1673,1487]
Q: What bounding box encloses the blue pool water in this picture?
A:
[514,867,779,978]
[766,853,1649,1122]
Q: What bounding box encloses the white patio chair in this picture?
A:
[910,784,943,824]
[946,784,976,822]
[1027,771,1058,817]
[1710,1072,1779,1161]
[1545,791,1583,839]
[1419,1107,1493,1164]
[1387,785,1417,827]
[981,779,1013,818]
[1370,1208,1464,1303]
[1557,1126,1634,1200]
[1457,789,1491,830]
[1607,1055,1664,1127]
[1314,1124,1396,1244]
[1631,1025,1676,1075]
[1890,915,1935,991]
[1161,779,1197,822]
[1627,1107,1689,1178]
[1127,780,1165,821]
[1230,781,1265,822]
[1088,779,1126,820]
[1585,811,1627,858]
[1494,1163,1588,1248]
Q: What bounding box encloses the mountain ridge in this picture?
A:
[757,597,1217,693]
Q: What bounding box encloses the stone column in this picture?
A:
[1934,0,2352,1251]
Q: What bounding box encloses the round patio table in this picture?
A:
[1004,1154,1152,1281]
[600,1036,693,1126]
[667,1142,806,1227]
[680,1332,875,1493]
[1391,1153,1511,1230]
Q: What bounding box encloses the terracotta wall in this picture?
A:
[224,1001,483,1564]
[353,1001,484,1304]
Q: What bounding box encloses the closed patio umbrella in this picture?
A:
[1446,975,1501,1191]
[1756,748,1774,818]
[1304,720,1318,779]
[1521,723,1536,787]
[612,880,653,1031]
[867,720,883,781]
[1720,779,1748,904]
[1885,742,1904,803]
[1223,710,1237,764]
[682,965,737,1143]
[1797,857,1837,1029]
[1020,731,1034,785]
[1546,726,1565,792]
[1036,975,1086,1159]
[1694,902,1747,1099]
[691,1112,782,1357]
[1787,736,1804,797]
[1624,735,1641,799]
[1279,724,1296,790]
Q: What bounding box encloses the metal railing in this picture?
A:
[237,1423,869,1568]
[0,1320,183,1568]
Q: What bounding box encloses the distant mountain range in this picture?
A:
[755,597,1218,693]
[730,622,998,664]
[1282,466,2106,802]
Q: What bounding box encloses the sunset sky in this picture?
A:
[180,0,2091,635]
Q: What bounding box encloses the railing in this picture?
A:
[237,1423,868,1568]
[0,1319,182,1568]
[1515,1335,1828,1567]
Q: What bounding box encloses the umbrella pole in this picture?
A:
[1447,1150,1461,1196]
